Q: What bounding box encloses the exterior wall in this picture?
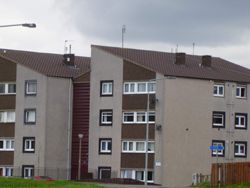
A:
[71,82,90,179]
[14,64,47,176]
[14,64,72,179]
[88,47,123,178]
[45,77,72,179]
[154,77,250,187]
[0,57,16,167]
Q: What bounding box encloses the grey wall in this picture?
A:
[154,77,250,187]
[88,47,123,178]
[14,64,72,179]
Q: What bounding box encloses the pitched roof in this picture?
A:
[93,45,250,83]
[0,49,90,78]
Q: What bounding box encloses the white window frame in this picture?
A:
[23,166,34,179]
[0,111,15,123]
[23,138,35,152]
[212,141,224,156]
[0,167,13,177]
[100,110,113,125]
[25,80,37,95]
[122,141,155,153]
[234,142,247,157]
[24,109,36,124]
[212,112,225,127]
[0,139,14,151]
[120,169,154,183]
[123,111,155,124]
[0,83,16,95]
[235,114,247,129]
[100,139,112,153]
[213,84,224,97]
[101,81,113,96]
[123,82,156,94]
[236,85,247,99]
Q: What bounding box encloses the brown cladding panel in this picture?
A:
[123,60,155,81]
[121,153,154,168]
[73,72,90,83]
[0,152,14,165]
[122,124,155,139]
[123,94,155,110]
[0,124,15,137]
[71,83,90,180]
[0,57,16,81]
[0,96,16,109]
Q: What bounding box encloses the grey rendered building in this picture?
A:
[88,45,250,187]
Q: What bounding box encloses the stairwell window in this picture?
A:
[213,84,224,97]
[100,110,113,126]
[211,140,225,157]
[24,109,36,125]
[99,138,112,154]
[236,85,247,99]
[100,81,113,96]
[235,113,247,129]
[23,137,35,153]
[22,165,34,179]
[234,141,247,157]
[25,80,37,95]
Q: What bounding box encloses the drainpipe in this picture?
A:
[66,79,73,180]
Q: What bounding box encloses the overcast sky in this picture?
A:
[1,0,250,67]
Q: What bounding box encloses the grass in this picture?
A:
[196,182,250,188]
[0,177,104,188]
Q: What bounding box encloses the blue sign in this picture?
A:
[209,145,224,150]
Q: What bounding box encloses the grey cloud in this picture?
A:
[59,0,250,46]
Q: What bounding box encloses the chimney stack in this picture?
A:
[201,55,212,67]
[175,53,186,65]
[63,54,75,66]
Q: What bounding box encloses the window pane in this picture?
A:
[213,86,217,95]
[101,142,106,150]
[137,112,146,122]
[135,171,144,181]
[148,112,155,122]
[148,82,156,92]
[124,84,129,93]
[0,140,3,149]
[241,88,246,97]
[6,112,15,122]
[219,86,223,95]
[148,171,153,181]
[123,142,127,151]
[130,83,135,92]
[107,141,111,150]
[124,112,134,122]
[0,84,5,93]
[26,110,36,122]
[0,112,4,122]
[8,84,16,94]
[136,142,145,151]
[138,83,146,92]
[128,142,133,151]
[148,142,155,152]
[236,88,240,96]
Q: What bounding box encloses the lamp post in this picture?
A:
[78,134,83,181]
[0,23,36,28]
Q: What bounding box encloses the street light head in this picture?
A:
[78,134,83,139]
[22,23,36,28]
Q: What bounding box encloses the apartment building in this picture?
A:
[0,49,90,179]
[88,45,250,187]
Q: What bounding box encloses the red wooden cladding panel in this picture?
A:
[71,83,90,180]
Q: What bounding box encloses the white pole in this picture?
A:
[144,91,150,185]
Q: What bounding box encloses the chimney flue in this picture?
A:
[175,53,186,65]
[201,55,212,67]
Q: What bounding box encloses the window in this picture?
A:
[0,83,16,95]
[234,141,247,157]
[22,165,34,179]
[211,140,225,157]
[23,137,35,153]
[25,80,37,95]
[24,109,36,124]
[212,111,225,128]
[213,84,224,97]
[0,139,14,151]
[0,111,15,123]
[236,85,247,98]
[99,139,112,154]
[122,141,155,153]
[123,111,155,124]
[123,82,156,94]
[121,170,154,182]
[0,167,13,177]
[235,113,247,129]
[100,81,113,96]
[100,110,113,126]
[98,167,111,179]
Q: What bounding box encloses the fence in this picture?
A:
[211,162,250,186]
